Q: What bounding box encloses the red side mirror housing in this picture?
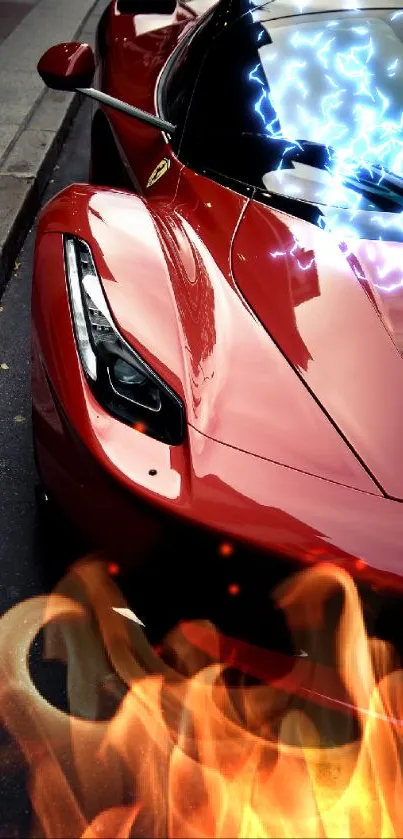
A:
[37,42,95,91]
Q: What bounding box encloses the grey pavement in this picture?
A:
[0,0,41,45]
[0,0,110,294]
[0,101,93,615]
[0,106,90,836]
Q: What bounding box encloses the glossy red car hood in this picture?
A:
[232,200,403,500]
[143,181,380,497]
[50,183,390,498]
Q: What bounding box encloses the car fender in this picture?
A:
[36,183,187,399]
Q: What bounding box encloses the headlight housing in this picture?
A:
[64,235,185,445]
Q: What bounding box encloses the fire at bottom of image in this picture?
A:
[0,555,402,839]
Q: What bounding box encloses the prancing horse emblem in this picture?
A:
[146,158,170,188]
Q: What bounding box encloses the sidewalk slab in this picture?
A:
[0,0,110,295]
[0,1,39,46]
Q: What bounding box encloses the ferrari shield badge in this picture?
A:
[146,158,170,189]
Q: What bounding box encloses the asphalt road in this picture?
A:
[0,99,91,835]
[0,101,94,613]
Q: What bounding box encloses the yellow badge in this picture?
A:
[146,158,170,189]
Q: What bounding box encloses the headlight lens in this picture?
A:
[64,235,185,445]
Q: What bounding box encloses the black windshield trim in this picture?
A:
[242,2,402,14]
[182,160,403,242]
[157,7,218,127]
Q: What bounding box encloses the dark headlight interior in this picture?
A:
[64,235,185,445]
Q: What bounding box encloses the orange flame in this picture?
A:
[0,557,402,837]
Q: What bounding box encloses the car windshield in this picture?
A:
[254,11,403,209]
[180,3,403,237]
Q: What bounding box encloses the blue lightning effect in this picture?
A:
[271,235,403,295]
[250,13,403,254]
[248,58,306,156]
[387,58,399,72]
[271,238,316,271]
[374,277,403,292]
[366,246,403,292]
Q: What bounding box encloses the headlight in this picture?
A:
[64,235,185,445]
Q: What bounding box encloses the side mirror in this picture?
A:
[37,42,95,92]
[37,40,176,136]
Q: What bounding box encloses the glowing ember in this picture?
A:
[108,561,120,577]
[219,542,235,557]
[228,583,241,596]
[0,557,402,838]
[354,559,368,571]
[133,422,147,434]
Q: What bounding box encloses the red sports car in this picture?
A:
[33,0,403,590]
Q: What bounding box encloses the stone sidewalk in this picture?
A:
[0,0,110,294]
[0,0,41,45]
